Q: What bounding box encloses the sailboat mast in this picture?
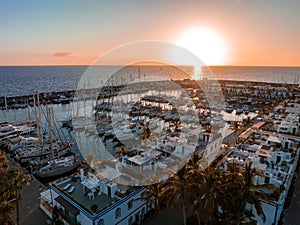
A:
[4,85,9,123]
[34,93,43,147]
[26,99,31,122]
[37,94,43,147]
[13,108,17,125]
[83,83,87,126]
[46,105,56,167]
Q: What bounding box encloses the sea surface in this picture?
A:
[0,66,300,97]
[0,66,86,97]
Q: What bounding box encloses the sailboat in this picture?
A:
[34,105,81,179]
[35,155,80,179]
[15,94,68,164]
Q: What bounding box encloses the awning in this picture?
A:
[55,196,79,216]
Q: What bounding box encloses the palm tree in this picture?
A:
[220,161,277,224]
[141,182,162,213]
[196,166,223,225]
[159,167,196,225]
[240,162,277,223]
[219,163,246,224]
[135,172,166,213]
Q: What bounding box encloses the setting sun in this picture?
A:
[174,27,228,66]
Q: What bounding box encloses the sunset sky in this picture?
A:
[0,0,299,66]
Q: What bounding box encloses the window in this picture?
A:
[128,200,133,210]
[115,208,121,219]
[128,216,133,225]
[141,207,145,217]
[98,219,105,225]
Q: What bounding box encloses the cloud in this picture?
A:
[52,51,76,57]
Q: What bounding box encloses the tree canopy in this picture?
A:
[0,151,30,224]
[140,153,278,225]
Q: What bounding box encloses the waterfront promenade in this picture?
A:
[11,174,49,225]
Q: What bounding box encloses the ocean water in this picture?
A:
[0,66,86,97]
[206,66,300,84]
[0,66,300,97]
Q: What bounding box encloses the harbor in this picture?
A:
[0,79,297,110]
[1,0,300,224]
[1,77,300,225]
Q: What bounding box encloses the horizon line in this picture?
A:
[0,64,300,68]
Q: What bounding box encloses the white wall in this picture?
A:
[51,185,147,225]
[249,201,281,225]
[94,189,147,225]
[203,137,222,166]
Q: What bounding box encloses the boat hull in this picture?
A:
[35,161,81,179]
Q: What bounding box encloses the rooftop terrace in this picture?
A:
[55,176,114,214]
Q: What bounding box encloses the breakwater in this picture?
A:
[0,80,298,109]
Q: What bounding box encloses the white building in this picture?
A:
[40,169,149,225]
[219,117,300,225]
[202,133,223,166]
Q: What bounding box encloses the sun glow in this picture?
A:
[175,27,228,66]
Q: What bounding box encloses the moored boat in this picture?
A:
[243,105,250,114]
[34,155,81,179]
[225,105,233,113]
[236,108,243,115]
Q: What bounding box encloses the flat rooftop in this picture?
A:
[56,177,114,214]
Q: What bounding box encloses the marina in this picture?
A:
[1,76,300,224]
[1,0,300,224]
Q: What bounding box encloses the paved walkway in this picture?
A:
[11,174,50,225]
